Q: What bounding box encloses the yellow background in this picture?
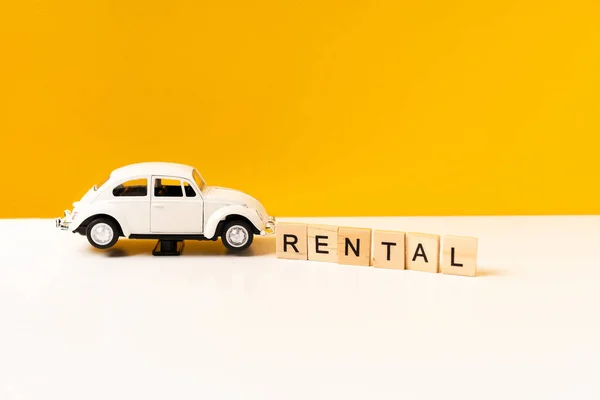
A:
[1,0,599,217]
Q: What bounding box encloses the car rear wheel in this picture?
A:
[221,220,254,252]
[86,218,119,249]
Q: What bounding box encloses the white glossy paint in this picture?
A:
[60,162,272,241]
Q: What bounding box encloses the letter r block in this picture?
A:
[337,227,372,266]
[441,235,478,277]
[276,222,308,260]
[308,224,338,263]
[406,232,440,273]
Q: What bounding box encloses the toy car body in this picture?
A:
[56,162,275,251]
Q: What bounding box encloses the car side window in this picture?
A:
[113,178,148,197]
[184,181,196,197]
[154,178,183,197]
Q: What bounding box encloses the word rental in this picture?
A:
[275,223,478,277]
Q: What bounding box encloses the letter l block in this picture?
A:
[441,235,478,277]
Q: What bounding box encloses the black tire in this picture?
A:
[86,218,119,249]
[221,220,254,252]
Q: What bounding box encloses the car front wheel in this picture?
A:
[86,218,119,249]
[221,220,254,252]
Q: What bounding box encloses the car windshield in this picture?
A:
[192,169,207,193]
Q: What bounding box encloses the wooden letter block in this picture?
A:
[405,232,440,273]
[275,222,307,260]
[308,224,338,263]
[337,227,372,266]
[441,235,478,277]
[372,230,406,269]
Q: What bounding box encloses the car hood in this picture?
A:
[204,186,266,213]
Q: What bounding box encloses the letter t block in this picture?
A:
[372,230,406,269]
[276,222,308,260]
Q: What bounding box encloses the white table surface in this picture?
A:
[1,216,599,399]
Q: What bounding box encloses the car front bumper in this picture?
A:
[55,210,72,231]
[260,216,276,236]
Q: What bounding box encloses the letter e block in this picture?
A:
[372,230,405,269]
[337,227,372,266]
[441,235,478,277]
[276,222,308,260]
[406,232,440,273]
[308,224,338,263]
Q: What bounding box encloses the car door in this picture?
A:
[150,176,203,233]
[109,176,151,234]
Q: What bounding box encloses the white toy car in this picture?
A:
[56,162,275,253]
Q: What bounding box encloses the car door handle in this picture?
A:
[152,204,164,209]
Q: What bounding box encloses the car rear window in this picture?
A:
[112,178,148,197]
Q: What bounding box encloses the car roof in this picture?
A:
[110,162,195,180]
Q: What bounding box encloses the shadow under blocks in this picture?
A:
[275,222,478,277]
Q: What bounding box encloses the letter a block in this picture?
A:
[276,222,308,260]
[337,227,372,266]
[372,230,405,269]
[441,235,478,277]
[406,232,440,273]
[308,224,338,263]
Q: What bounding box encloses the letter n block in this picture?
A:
[372,230,405,269]
[276,222,308,260]
[337,227,372,266]
[441,235,478,277]
[405,232,440,273]
[308,224,338,263]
